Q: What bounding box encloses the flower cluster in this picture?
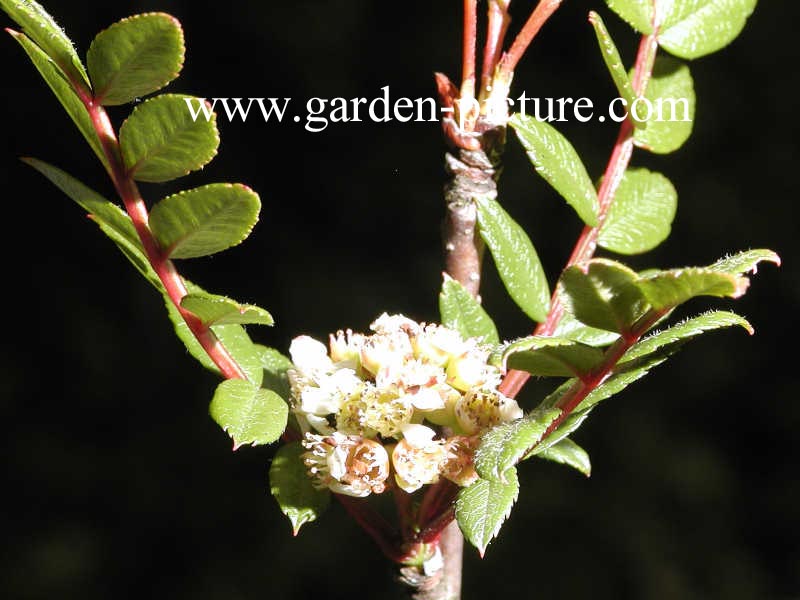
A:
[288,313,522,497]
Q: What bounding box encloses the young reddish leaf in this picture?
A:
[88,13,185,106]
[120,93,219,182]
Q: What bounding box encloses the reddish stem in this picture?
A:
[480,1,511,100]
[461,0,477,100]
[72,87,248,381]
[336,494,405,562]
[497,0,563,80]
[500,30,659,399]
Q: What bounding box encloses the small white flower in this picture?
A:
[302,432,390,497]
[329,329,365,369]
[440,436,479,487]
[392,427,447,493]
[370,313,421,336]
[299,368,362,416]
[412,324,472,367]
[289,335,333,380]
[454,389,522,435]
[446,352,501,392]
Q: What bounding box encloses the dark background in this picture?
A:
[1,1,797,599]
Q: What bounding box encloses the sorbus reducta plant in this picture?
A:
[0,1,776,599]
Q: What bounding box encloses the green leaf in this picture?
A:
[709,249,781,276]
[560,259,647,334]
[599,168,677,254]
[474,407,562,481]
[8,31,107,170]
[632,57,695,155]
[455,468,519,556]
[606,0,654,34]
[536,438,591,477]
[209,379,288,449]
[659,0,758,60]
[149,183,261,259]
[181,293,274,327]
[256,346,294,400]
[552,304,620,347]
[87,13,184,106]
[0,0,89,86]
[21,157,162,286]
[476,197,550,323]
[635,268,748,309]
[622,310,752,364]
[510,114,599,226]
[22,158,141,251]
[119,93,219,182]
[165,281,265,386]
[492,336,605,378]
[589,11,643,127]
[270,442,330,535]
[439,277,500,345]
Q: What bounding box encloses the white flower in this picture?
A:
[289,335,333,380]
[412,323,472,367]
[392,424,447,493]
[298,368,362,416]
[302,432,390,497]
[440,436,479,487]
[370,313,420,336]
[446,352,500,392]
[454,389,522,435]
[329,329,365,369]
